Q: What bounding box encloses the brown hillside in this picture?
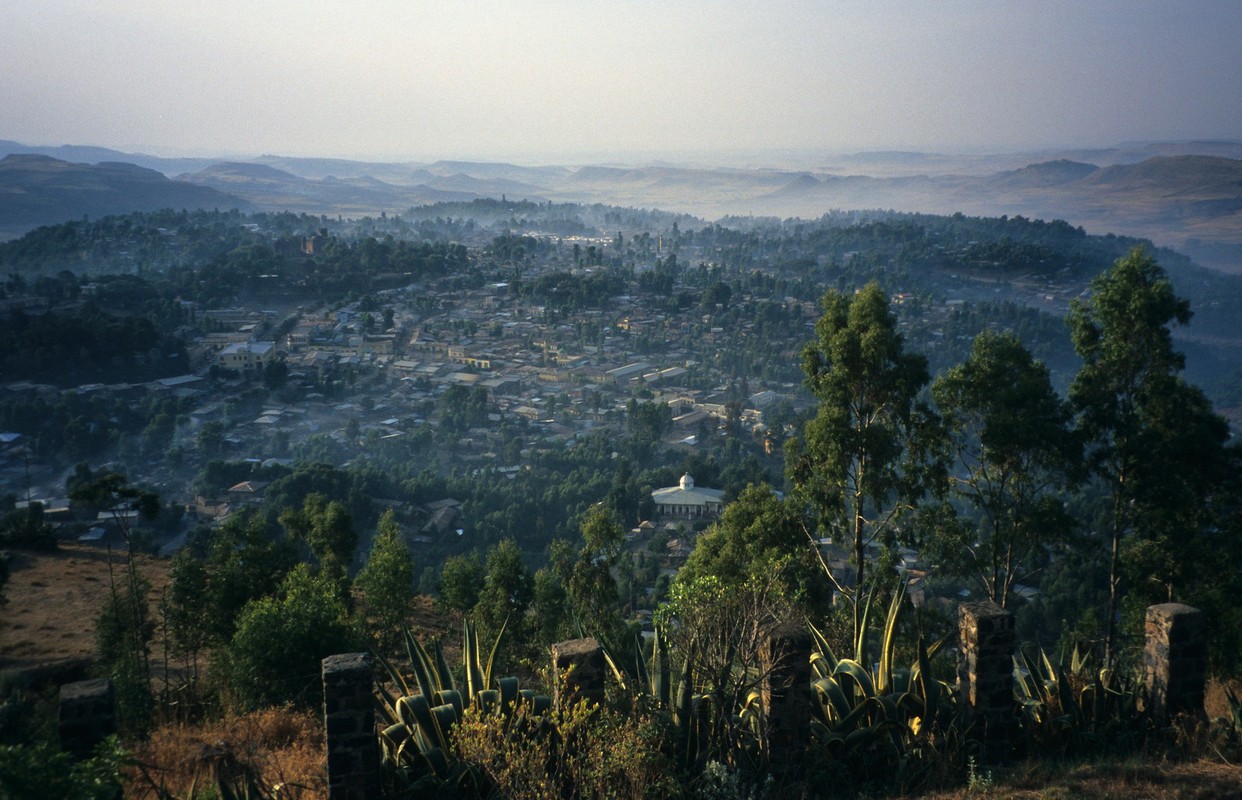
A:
[0,543,170,675]
[1076,155,1242,195]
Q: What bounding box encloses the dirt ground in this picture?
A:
[1,542,171,675]
[920,759,1242,800]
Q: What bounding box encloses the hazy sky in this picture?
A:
[3,0,1241,163]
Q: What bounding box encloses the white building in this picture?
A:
[651,474,724,519]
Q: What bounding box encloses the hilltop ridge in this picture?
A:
[2,140,1241,269]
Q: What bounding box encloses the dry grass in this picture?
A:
[919,759,1242,800]
[126,708,327,800]
[0,543,171,673]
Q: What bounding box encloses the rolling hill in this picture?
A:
[0,154,247,237]
[3,139,1242,270]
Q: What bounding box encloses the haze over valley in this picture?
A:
[4,138,1242,272]
[4,4,1242,797]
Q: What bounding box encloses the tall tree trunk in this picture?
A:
[1104,490,1122,670]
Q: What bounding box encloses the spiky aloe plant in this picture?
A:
[602,625,714,774]
[806,580,958,791]
[1014,645,1146,756]
[374,618,551,797]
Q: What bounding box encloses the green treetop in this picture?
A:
[787,282,945,636]
[1068,247,1230,665]
[931,330,1081,608]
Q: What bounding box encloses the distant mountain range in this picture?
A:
[2,138,1241,269]
[0,154,247,236]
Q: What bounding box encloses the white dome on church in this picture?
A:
[652,473,723,519]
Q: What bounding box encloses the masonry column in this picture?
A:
[552,638,605,707]
[1143,602,1206,724]
[322,653,379,800]
[58,678,116,758]
[957,600,1015,760]
[761,621,813,763]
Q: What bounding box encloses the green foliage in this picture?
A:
[376,620,552,798]
[68,470,161,539]
[693,761,773,800]
[356,509,416,651]
[0,736,127,800]
[657,574,787,774]
[677,483,830,616]
[216,563,361,711]
[76,471,161,736]
[164,550,210,660]
[1213,686,1242,752]
[563,507,627,644]
[439,553,485,614]
[806,582,962,794]
[788,282,945,635]
[262,461,372,529]
[438,385,492,435]
[278,492,357,577]
[202,510,297,643]
[473,538,534,647]
[531,566,574,646]
[930,330,1081,608]
[1068,247,1231,663]
[625,399,673,446]
[454,690,678,800]
[0,502,57,551]
[0,304,186,384]
[1014,646,1147,756]
[95,578,156,736]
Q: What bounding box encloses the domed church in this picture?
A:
[650,473,724,519]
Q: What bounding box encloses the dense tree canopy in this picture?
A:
[676,483,830,616]
[930,331,1081,608]
[355,509,415,650]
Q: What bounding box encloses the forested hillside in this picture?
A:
[2,203,1241,798]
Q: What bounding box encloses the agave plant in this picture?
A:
[1213,686,1242,753]
[806,580,959,791]
[603,625,714,773]
[1014,645,1146,755]
[374,618,551,798]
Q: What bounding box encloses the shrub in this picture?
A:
[0,736,126,800]
[454,693,677,800]
[216,564,361,711]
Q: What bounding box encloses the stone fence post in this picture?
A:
[761,621,813,763]
[322,653,379,800]
[1143,602,1206,724]
[58,678,116,758]
[957,600,1014,760]
[552,638,606,707]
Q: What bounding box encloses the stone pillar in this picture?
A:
[957,600,1014,760]
[1143,603,1206,724]
[552,638,606,707]
[58,678,116,758]
[322,653,379,800]
[761,621,812,761]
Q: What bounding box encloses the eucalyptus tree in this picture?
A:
[1068,248,1230,665]
[279,492,357,592]
[787,282,946,636]
[473,537,534,641]
[931,330,1081,608]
